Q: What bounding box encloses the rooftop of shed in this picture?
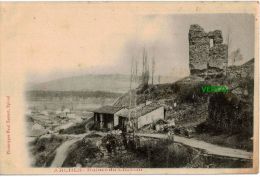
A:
[116,102,163,119]
[94,105,123,114]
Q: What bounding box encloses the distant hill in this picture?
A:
[26,90,123,101]
[27,74,180,93]
[27,74,137,93]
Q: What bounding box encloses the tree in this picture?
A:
[225,28,232,75]
[151,56,155,85]
[141,48,150,88]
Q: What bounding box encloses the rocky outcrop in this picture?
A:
[189,25,228,75]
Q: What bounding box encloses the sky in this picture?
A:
[3,4,254,83]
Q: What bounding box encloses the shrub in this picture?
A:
[63,139,103,167]
[136,139,197,168]
[60,121,87,134]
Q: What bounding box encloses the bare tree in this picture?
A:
[225,29,231,75]
[141,48,150,88]
[151,56,155,85]
[128,57,138,136]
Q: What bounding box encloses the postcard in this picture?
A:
[0,2,259,174]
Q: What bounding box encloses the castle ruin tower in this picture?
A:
[188,24,228,76]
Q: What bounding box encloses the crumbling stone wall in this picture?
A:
[189,24,228,75]
[189,25,209,73]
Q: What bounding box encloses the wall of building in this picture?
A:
[137,107,164,129]
[94,113,114,130]
[189,24,228,75]
[114,108,128,127]
[189,24,210,72]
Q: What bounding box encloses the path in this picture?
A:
[50,134,87,167]
[137,133,253,160]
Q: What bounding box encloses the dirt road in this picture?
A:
[50,138,80,167]
[50,134,87,167]
[137,133,253,160]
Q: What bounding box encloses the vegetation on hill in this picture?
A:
[29,134,66,167]
[63,134,252,168]
[114,59,254,150]
[63,137,103,167]
[114,75,210,125]
[60,118,94,135]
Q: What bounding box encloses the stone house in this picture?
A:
[93,105,123,131]
[115,102,166,131]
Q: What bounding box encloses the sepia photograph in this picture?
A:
[0,2,258,174]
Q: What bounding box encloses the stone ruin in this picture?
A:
[189,24,228,76]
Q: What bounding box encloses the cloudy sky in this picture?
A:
[3,4,254,83]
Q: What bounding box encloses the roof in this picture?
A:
[116,102,163,119]
[94,105,123,114]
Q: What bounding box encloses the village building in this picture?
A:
[93,102,166,132]
[93,105,123,131]
[56,108,72,119]
[115,102,166,131]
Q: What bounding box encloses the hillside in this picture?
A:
[26,90,123,111]
[27,74,136,93]
[114,75,209,126]
[27,74,179,93]
[114,59,254,150]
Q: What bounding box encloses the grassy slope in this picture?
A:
[29,134,66,167]
[63,135,251,168]
[114,75,209,127]
[113,59,254,151]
